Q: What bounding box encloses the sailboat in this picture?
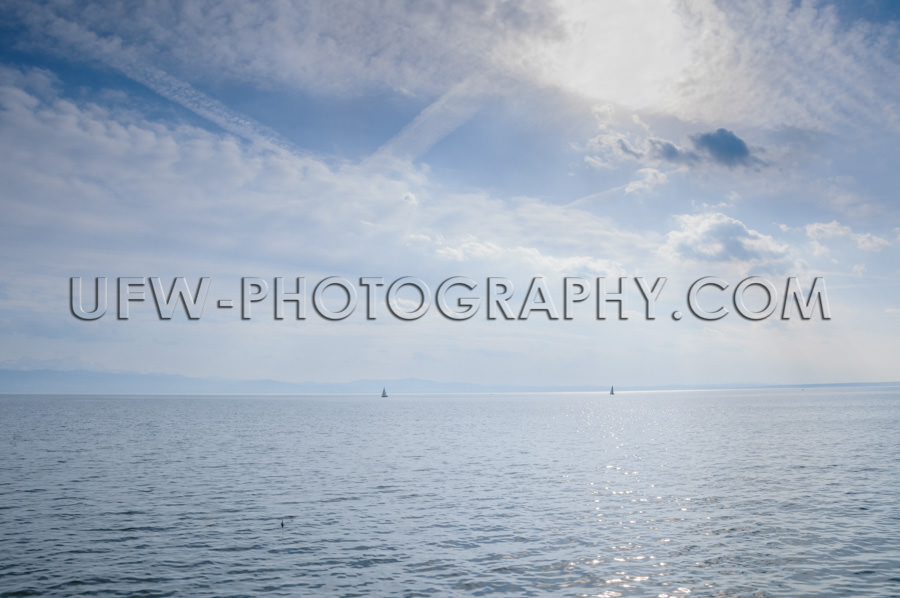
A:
[381,387,388,398]
[610,385,614,396]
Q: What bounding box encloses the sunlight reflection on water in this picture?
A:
[1,388,899,596]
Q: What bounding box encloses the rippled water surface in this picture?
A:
[1,388,899,596]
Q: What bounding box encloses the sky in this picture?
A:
[0,0,898,389]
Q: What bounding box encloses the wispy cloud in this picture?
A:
[10,3,295,153]
[6,0,561,98]
[647,139,698,166]
[0,68,658,282]
[805,220,891,251]
[672,0,900,131]
[11,0,900,136]
[624,168,668,194]
[1,0,898,387]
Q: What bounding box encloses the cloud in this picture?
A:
[624,168,667,194]
[648,139,698,165]
[9,0,900,138]
[0,67,688,383]
[6,0,561,99]
[507,0,696,110]
[662,212,788,264]
[806,220,853,239]
[805,220,891,251]
[367,76,487,163]
[0,1,562,167]
[2,3,899,387]
[6,4,297,153]
[588,117,759,174]
[431,236,627,279]
[617,138,644,160]
[0,67,659,285]
[854,234,890,251]
[0,67,416,277]
[672,1,900,132]
[690,128,754,167]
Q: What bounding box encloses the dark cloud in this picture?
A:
[617,138,643,159]
[649,139,698,165]
[635,129,760,170]
[690,128,751,167]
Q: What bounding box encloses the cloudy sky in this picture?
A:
[1,0,898,389]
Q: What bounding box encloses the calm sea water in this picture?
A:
[1,388,899,597]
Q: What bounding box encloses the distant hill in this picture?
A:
[0,368,895,395]
[0,369,606,395]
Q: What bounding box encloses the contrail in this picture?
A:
[366,76,486,165]
[20,4,296,154]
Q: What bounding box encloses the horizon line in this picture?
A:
[2,380,898,397]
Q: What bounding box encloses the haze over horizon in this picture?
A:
[1,1,899,389]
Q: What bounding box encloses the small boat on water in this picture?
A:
[381,387,388,398]
[610,386,614,396]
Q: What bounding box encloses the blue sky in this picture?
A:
[0,0,898,388]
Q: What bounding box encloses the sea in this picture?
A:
[1,388,899,597]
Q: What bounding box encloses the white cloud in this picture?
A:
[9,0,560,98]
[805,220,891,251]
[662,212,789,265]
[855,233,891,252]
[671,0,900,131]
[810,240,829,257]
[625,168,668,194]
[8,4,296,152]
[12,0,899,189]
[432,236,628,279]
[2,3,899,387]
[805,220,854,239]
[507,0,696,110]
[10,0,899,139]
[0,67,658,294]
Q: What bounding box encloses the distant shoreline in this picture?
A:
[0,368,897,396]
